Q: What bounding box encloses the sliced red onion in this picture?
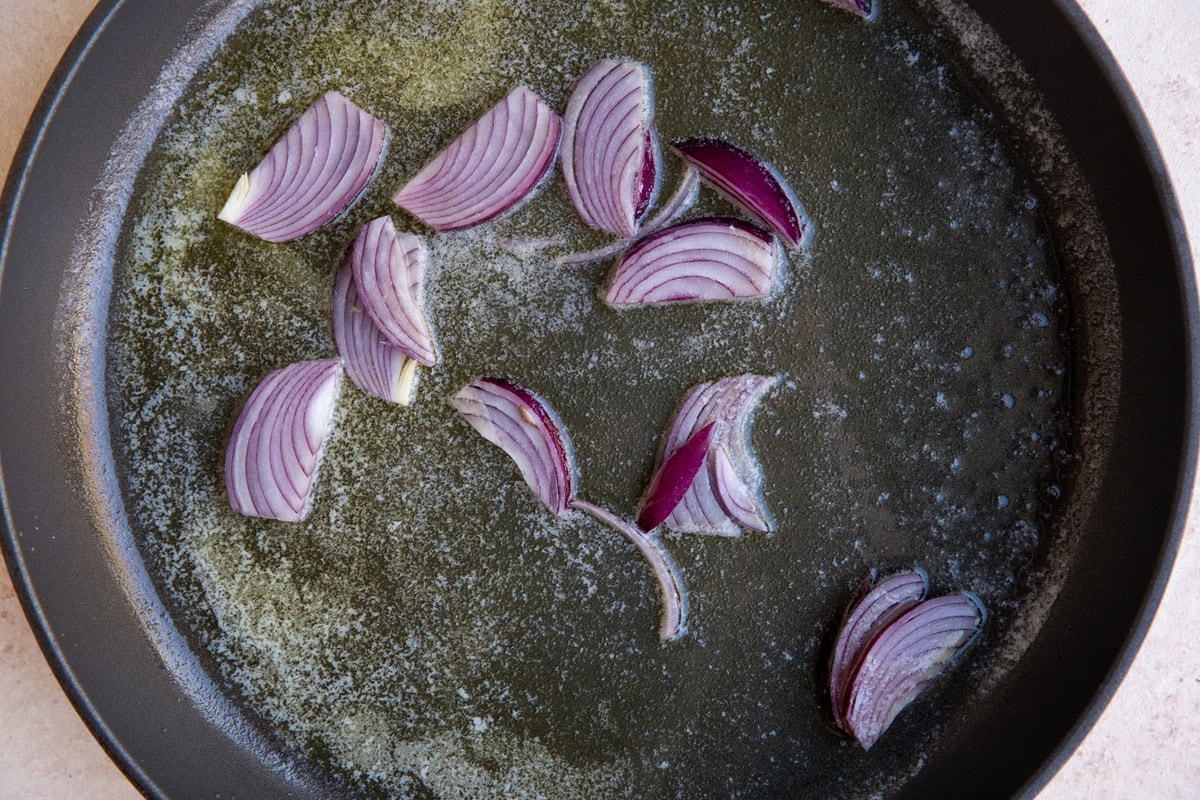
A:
[571,499,687,642]
[660,375,778,536]
[331,254,418,405]
[393,86,562,232]
[218,91,388,243]
[820,0,877,20]
[828,570,929,730]
[561,60,659,238]
[556,167,700,268]
[605,216,779,308]
[225,359,343,522]
[348,216,438,367]
[636,422,715,532]
[844,593,985,750]
[671,137,811,248]
[451,378,576,516]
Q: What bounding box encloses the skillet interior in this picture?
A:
[0,0,1190,798]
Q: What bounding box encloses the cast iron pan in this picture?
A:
[0,0,1194,798]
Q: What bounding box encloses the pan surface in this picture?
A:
[0,1,1191,798]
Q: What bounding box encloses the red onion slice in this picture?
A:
[605,217,779,308]
[451,378,577,516]
[562,60,659,237]
[571,500,687,642]
[844,593,985,750]
[636,422,715,532]
[393,86,562,232]
[218,91,388,243]
[348,216,438,367]
[820,0,877,20]
[225,359,343,522]
[671,137,812,248]
[656,374,777,536]
[828,570,929,730]
[331,253,417,405]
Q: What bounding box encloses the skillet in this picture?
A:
[0,0,1194,797]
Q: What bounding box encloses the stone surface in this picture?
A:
[0,0,1196,797]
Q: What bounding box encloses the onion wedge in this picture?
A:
[820,0,878,20]
[828,570,928,730]
[605,217,779,308]
[450,378,576,516]
[843,592,985,749]
[348,216,438,367]
[657,375,778,536]
[571,500,687,642]
[218,91,388,243]
[224,359,343,522]
[331,253,417,405]
[561,60,659,237]
[393,86,562,232]
[671,137,811,248]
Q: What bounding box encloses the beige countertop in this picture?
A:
[1,1,1197,797]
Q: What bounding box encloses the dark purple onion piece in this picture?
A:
[636,422,715,531]
[828,570,928,730]
[571,499,687,642]
[561,60,657,237]
[671,137,811,248]
[844,592,985,749]
[821,0,877,20]
[393,86,562,232]
[451,378,576,516]
[605,217,779,308]
[225,359,343,522]
[218,91,388,243]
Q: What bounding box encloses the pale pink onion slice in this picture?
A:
[828,570,929,730]
[671,137,812,248]
[557,167,700,267]
[218,91,388,243]
[348,216,438,367]
[571,499,687,642]
[393,86,562,232]
[709,445,771,531]
[451,378,576,516]
[636,422,715,532]
[331,253,418,405]
[820,0,877,20]
[660,374,778,536]
[561,60,659,237]
[225,359,343,522]
[844,593,985,750]
[605,217,779,308]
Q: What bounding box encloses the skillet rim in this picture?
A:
[0,1,1194,797]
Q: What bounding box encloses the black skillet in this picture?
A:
[0,0,1194,798]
